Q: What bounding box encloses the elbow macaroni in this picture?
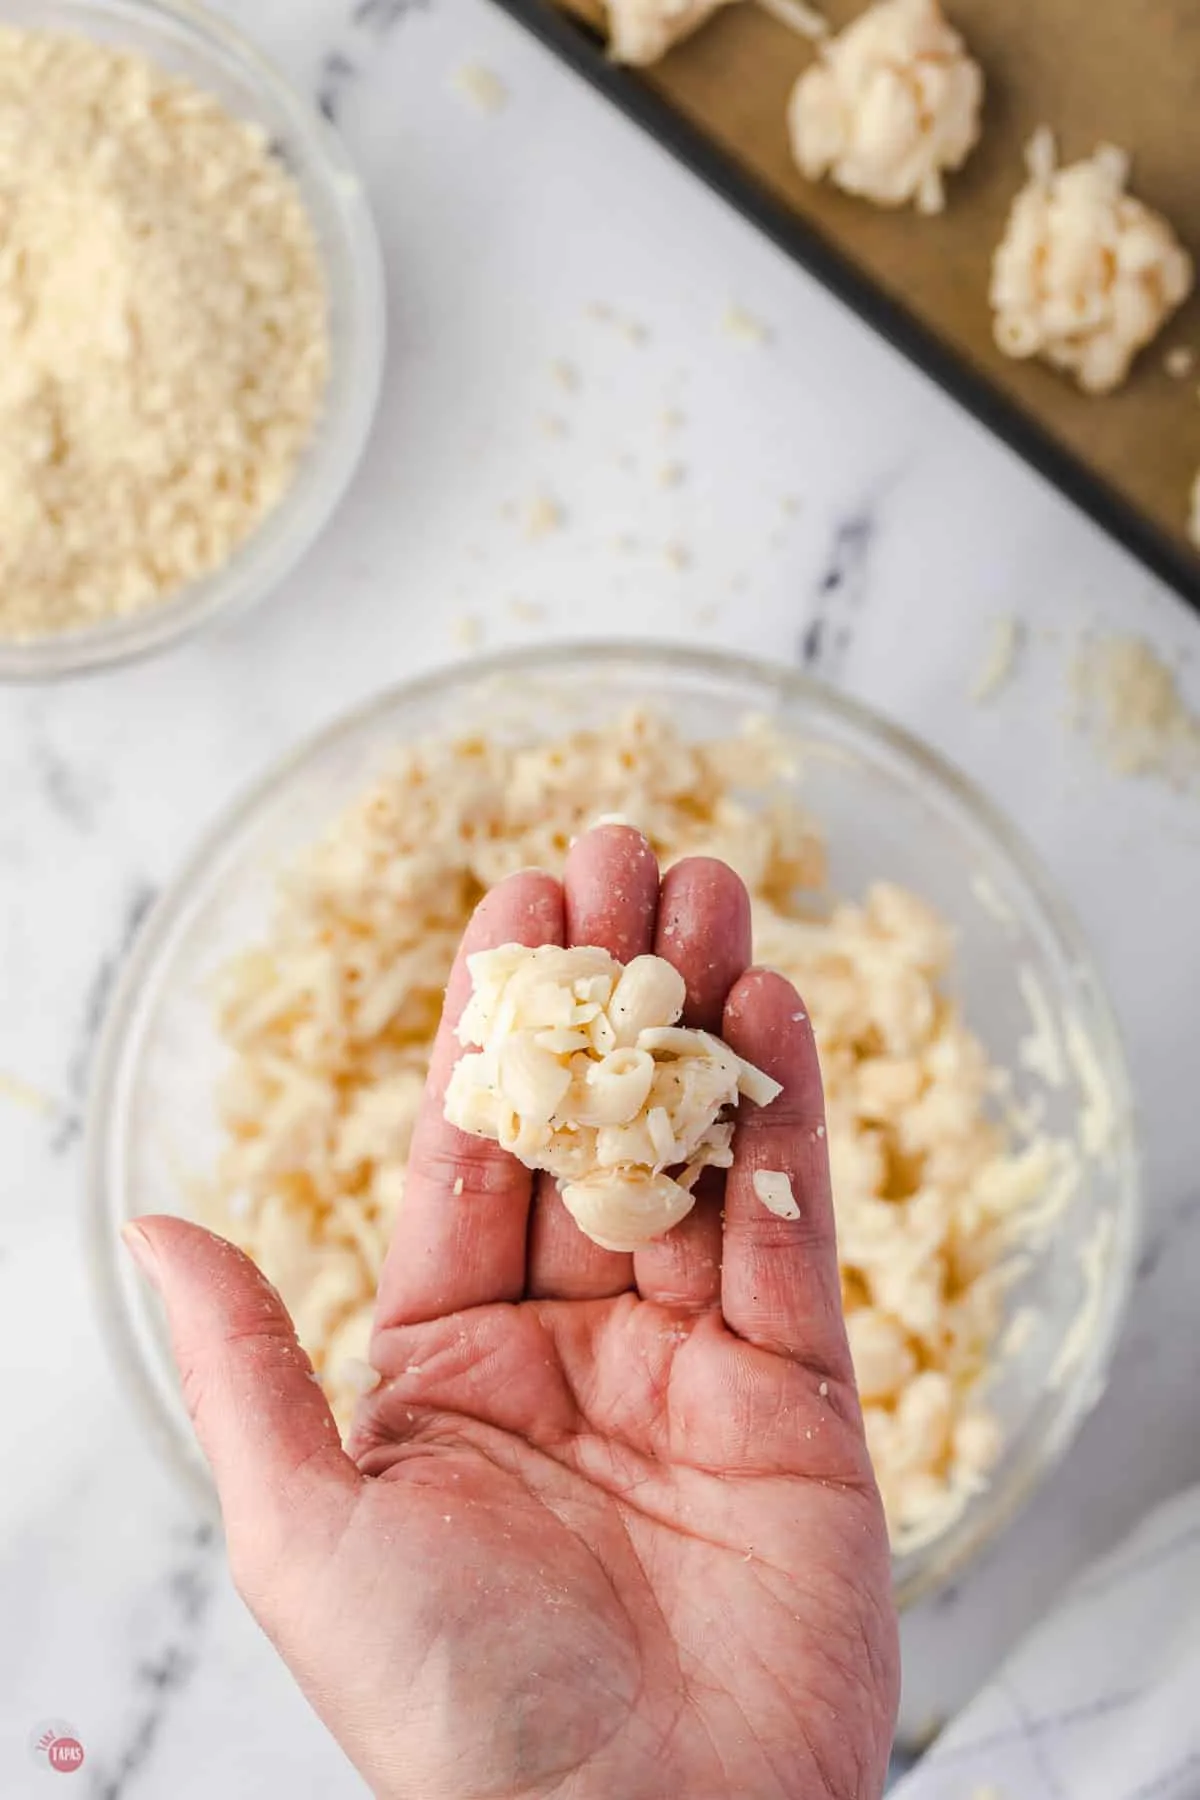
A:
[445,944,782,1251]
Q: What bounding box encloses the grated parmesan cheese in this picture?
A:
[0,28,328,640]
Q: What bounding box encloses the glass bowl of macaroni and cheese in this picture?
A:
[86,643,1139,1606]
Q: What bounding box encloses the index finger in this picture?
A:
[720,967,853,1380]
[373,870,564,1330]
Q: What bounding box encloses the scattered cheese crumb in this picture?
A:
[539,415,568,439]
[781,494,803,516]
[664,541,692,571]
[550,359,579,392]
[451,614,484,651]
[1164,345,1195,379]
[695,603,720,625]
[450,62,508,114]
[1070,633,1200,783]
[818,1379,829,1397]
[991,131,1193,394]
[658,461,686,488]
[722,303,772,346]
[660,406,686,433]
[0,1070,57,1115]
[452,1176,465,1195]
[0,28,328,641]
[753,1169,801,1219]
[621,319,650,346]
[971,615,1024,704]
[507,598,544,624]
[524,493,565,541]
[787,0,982,215]
[336,1357,382,1397]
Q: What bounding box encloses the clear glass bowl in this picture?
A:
[86,644,1140,1606]
[0,0,385,681]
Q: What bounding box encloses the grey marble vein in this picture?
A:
[84,1524,218,1800]
[1135,1190,1200,1286]
[29,735,100,833]
[316,48,359,123]
[798,504,876,679]
[53,881,159,1154]
[351,0,431,32]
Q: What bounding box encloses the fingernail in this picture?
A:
[122,1220,161,1291]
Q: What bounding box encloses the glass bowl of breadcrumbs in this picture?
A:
[0,0,385,679]
[87,644,1141,1608]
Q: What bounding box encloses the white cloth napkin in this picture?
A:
[894,1482,1200,1800]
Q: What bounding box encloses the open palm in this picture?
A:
[131,827,898,1799]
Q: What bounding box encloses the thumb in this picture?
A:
[123,1216,360,1571]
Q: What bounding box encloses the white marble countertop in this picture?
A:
[3,1,1200,1792]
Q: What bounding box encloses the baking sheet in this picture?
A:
[493,0,1200,613]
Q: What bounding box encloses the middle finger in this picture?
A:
[526,825,660,1299]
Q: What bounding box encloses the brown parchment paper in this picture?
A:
[552,0,1200,570]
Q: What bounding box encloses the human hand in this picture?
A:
[125,825,899,1800]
